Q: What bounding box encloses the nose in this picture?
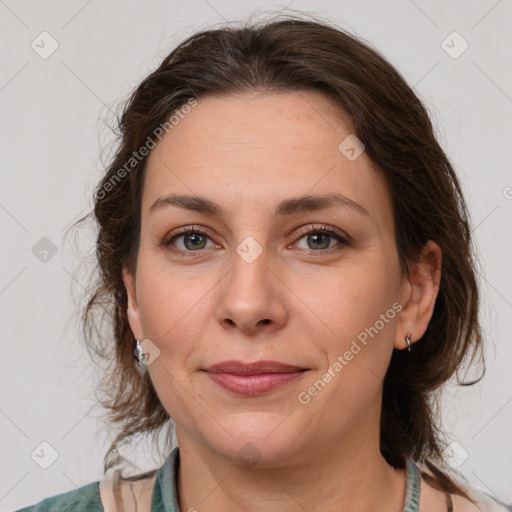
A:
[215,246,288,336]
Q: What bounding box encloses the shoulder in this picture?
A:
[13,449,173,512]
[451,487,512,512]
[13,481,103,512]
[415,462,510,512]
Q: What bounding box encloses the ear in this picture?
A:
[394,240,442,350]
[122,266,143,341]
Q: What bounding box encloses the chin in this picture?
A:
[201,413,304,467]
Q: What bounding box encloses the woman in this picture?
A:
[16,13,510,512]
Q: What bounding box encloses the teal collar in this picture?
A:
[150,448,421,512]
[150,446,181,511]
[403,458,422,512]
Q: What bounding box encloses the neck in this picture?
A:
[175,426,407,512]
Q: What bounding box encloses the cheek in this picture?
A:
[309,259,398,336]
[135,262,214,426]
[304,259,400,399]
[135,255,213,361]
[301,268,398,406]
[294,277,398,435]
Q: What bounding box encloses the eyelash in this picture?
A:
[160,224,350,257]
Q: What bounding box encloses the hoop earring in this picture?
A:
[405,333,412,352]
[134,339,147,366]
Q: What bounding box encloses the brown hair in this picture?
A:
[73,11,483,497]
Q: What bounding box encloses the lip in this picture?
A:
[203,360,309,396]
[204,360,308,374]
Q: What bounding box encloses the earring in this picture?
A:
[405,333,412,352]
[134,339,147,366]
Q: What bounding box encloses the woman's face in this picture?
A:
[123,90,436,465]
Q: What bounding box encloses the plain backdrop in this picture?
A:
[1,0,511,510]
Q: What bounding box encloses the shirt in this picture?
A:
[14,447,511,512]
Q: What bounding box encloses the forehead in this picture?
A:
[142,91,392,224]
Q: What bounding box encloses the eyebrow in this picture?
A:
[149,193,370,217]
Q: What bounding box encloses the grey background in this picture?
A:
[1,0,511,510]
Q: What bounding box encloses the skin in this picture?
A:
[122,90,442,511]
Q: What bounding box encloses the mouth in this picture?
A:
[204,360,308,374]
[202,360,310,396]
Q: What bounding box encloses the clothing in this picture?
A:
[14,447,511,512]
